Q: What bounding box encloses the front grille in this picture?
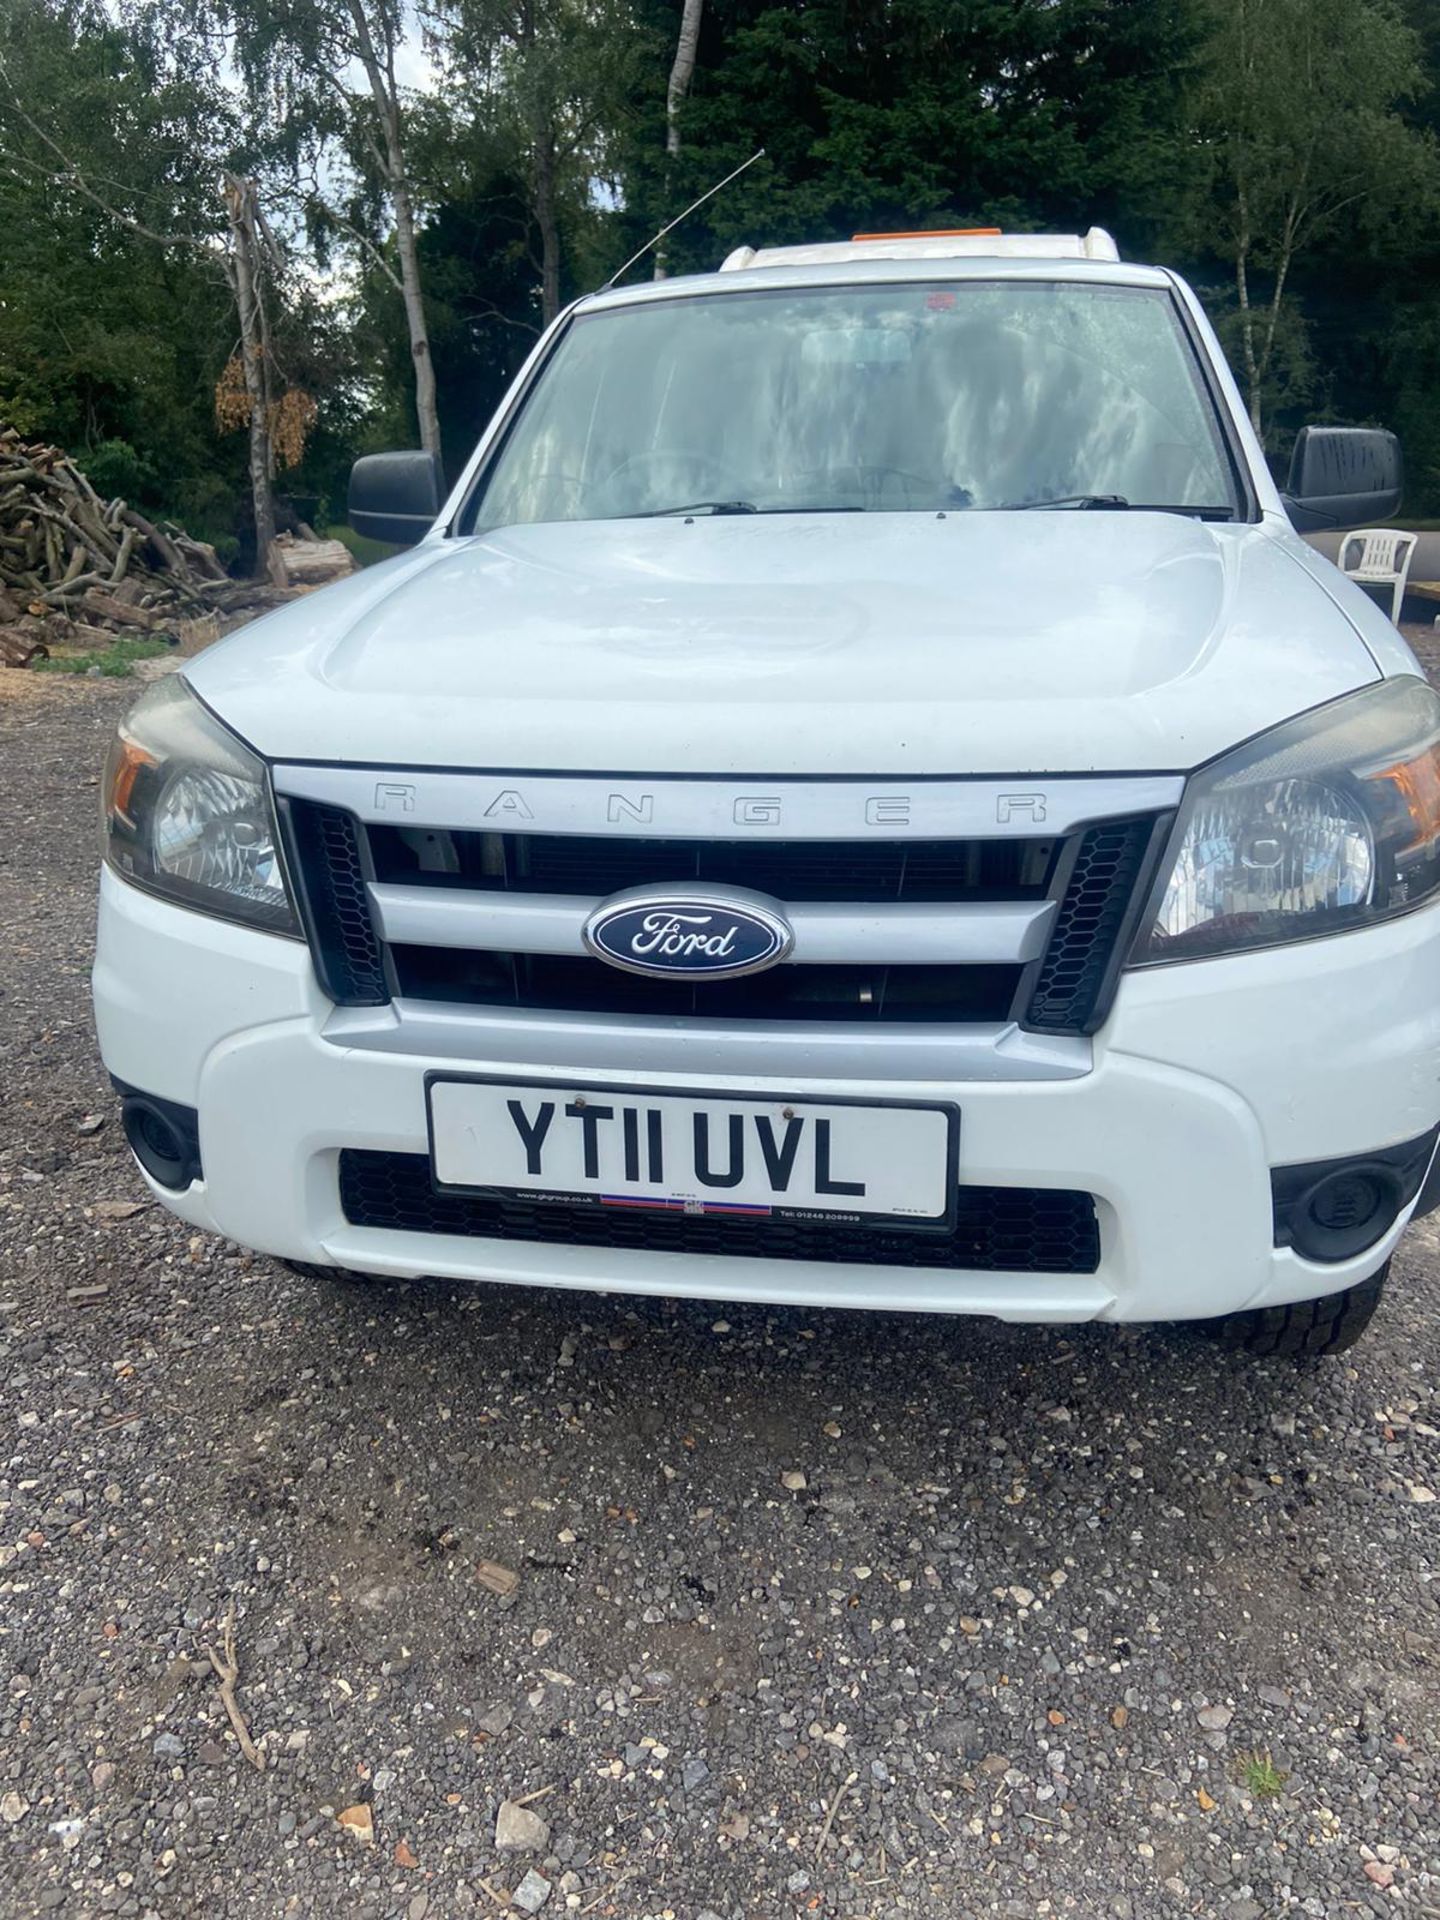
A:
[390,947,1023,1022]
[339,1149,1102,1275]
[285,797,1167,1035]
[367,827,1059,903]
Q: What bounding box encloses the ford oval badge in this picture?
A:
[583,888,794,981]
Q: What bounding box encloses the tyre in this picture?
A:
[1205,1261,1389,1358]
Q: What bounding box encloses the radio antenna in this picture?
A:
[600,149,765,292]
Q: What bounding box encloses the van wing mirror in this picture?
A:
[1284,426,1402,533]
[348,451,445,546]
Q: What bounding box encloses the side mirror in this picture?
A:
[1284,425,1402,532]
[348,451,445,546]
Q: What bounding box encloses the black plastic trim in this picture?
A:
[1162,271,1260,523]
[339,1148,1102,1275]
[277,797,390,1007]
[1406,1131,1440,1223]
[110,1077,202,1191]
[1271,1125,1439,1263]
[1020,813,1173,1034]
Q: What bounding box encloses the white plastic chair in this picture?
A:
[1338,529,1418,624]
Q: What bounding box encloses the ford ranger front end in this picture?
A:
[92,235,1440,1356]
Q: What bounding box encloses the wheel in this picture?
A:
[1204,1262,1389,1357]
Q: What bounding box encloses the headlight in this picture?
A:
[1134,676,1440,965]
[101,676,298,935]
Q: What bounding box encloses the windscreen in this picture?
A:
[471,280,1240,528]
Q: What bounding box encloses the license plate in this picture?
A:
[426,1077,958,1228]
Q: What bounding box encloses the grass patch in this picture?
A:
[32,635,174,678]
[1238,1749,1288,1798]
[327,523,402,568]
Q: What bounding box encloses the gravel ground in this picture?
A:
[1,668,1439,1920]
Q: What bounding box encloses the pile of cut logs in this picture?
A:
[0,428,352,668]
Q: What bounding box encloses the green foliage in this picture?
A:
[6,0,1440,527]
[80,439,161,505]
[1174,0,1438,440]
[0,0,244,526]
[615,0,1206,275]
[1238,1749,1288,1798]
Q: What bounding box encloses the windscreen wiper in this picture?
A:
[633,499,759,517]
[1013,494,1131,510]
[1010,494,1236,519]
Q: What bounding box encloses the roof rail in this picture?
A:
[720,228,1121,270]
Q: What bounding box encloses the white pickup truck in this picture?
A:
[93,227,1440,1358]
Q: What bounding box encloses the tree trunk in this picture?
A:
[345,0,442,459]
[535,134,561,325]
[666,0,703,157]
[391,170,442,456]
[222,174,277,580]
[1256,194,1302,419]
[1233,185,1261,436]
[656,0,705,279]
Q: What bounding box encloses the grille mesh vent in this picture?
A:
[284,802,388,1005]
[1023,817,1157,1033]
[339,1149,1102,1275]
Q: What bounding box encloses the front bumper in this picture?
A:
[92,866,1440,1322]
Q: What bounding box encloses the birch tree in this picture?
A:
[336,1,442,456]
[654,0,703,277]
[220,174,279,573]
[1192,0,1432,438]
[210,0,443,457]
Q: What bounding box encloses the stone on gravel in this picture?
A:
[495,1800,550,1852]
[152,1732,185,1761]
[0,1795,28,1826]
[337,1803,375,1844]
[476,1559,520,1597]
[511,1867,552,1912]
[1197,1704,1234,1731]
